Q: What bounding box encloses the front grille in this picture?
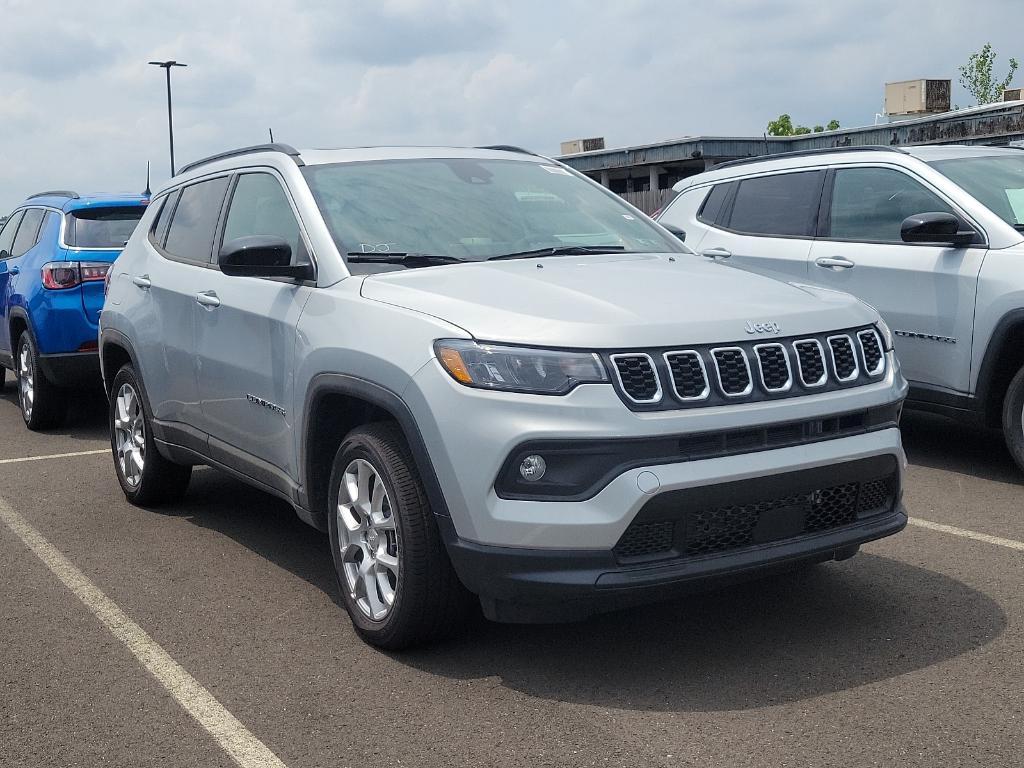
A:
[664,351,709,400]
[611,354,660,403]
[858,329,884,376]
[614,460,899,562]
[711,348,752,396]
[614,521,675,559]
[828,335,858,381]
[794,340,827,387]
[754,343,792,392]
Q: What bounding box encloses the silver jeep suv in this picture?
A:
[100,144,908,648]
[661,145,1024,471]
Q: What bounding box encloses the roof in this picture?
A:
[20,192,150,213]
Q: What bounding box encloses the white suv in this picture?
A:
[100,144,908,648]
[660,145,1024,471]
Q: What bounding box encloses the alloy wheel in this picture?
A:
[17,342,34,420]
[113,383,146,487]
[336,458,400,621]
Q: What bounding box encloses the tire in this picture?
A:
[327,422,472,650]
[1002,363,1024,473]
[15,331,66,430]
[109,364,192,506]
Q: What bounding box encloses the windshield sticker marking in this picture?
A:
[540,165,572,175]
[358,243,399,253]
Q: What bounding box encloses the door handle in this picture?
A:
[132,274,152,289]
[815,256,856,270]
[195,291,221,308]
[701,247,732,259]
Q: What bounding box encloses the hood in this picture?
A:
[359,253,878,348]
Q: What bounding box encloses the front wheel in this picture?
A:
[327,423,471,649]
[1002,364,1024,473]
[109,364,192,506]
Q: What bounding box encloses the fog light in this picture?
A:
[519,455,547,482]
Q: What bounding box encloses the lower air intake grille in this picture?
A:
[828,336,858,381]
[613,520,675,559]
[612,354,660,402]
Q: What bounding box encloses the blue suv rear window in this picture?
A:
[64,206,146,249]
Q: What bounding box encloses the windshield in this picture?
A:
[302,158,682,265]
[928,154,1024,229]
[64,206,147,249]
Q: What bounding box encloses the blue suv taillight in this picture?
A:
[41,261,110,290]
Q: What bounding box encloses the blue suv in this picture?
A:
[0,191,148,429]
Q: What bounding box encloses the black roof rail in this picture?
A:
[28,190,79,200]
[713,145,907,171]
[177,143,304,176]
[476,145,538,156]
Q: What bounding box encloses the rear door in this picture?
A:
[807,165,985,393]
[691,170,824,282]
[194,171,314,481]
[0,210,26,359]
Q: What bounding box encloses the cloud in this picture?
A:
[0,0,1023,211]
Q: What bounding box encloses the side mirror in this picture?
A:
[900,212,976,247]
[662,223,686,242]
[218,235,312,280]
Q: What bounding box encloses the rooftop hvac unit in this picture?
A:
[1004,88,1024,102]
[884,79,951,116]
[560,137,606,155]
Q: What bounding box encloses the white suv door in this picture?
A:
[673,170,825,281]
[807,165,986,393]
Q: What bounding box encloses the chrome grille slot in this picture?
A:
[711,347,753,396]
[663,350,710,401]
[828,335,859,382]
[610,353,661,403]
[793,339,827,387]
[857,329,885,376]
[754,343,792,393]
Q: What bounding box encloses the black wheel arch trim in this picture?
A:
[98,329,159,423]
[301,373,452,520]
[974,308,1024,425]
[7,306,36,351]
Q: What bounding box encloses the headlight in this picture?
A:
[874,318,894,350]
[434,339,608,394]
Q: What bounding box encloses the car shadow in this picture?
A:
[0,378,109,441]
[900,410,1023,486]
[173,469,1007,714]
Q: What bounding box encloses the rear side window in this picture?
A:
[0,211,25,258]
[697,183,732,225]
[726,171,824,237]
[163,177,230,263]
[11,208,45,257]
[828,167,958,243]
[65,206,146,249]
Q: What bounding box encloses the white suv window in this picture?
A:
[727,171,823,237]
[829,167,956,243]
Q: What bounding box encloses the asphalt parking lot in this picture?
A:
[0,380,1021,768]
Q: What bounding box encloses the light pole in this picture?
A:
[148,60,187,176]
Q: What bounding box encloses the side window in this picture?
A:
[221,173,307,265]
[11,208,45,257]
[696,183,733,225]
[829,167,958,243]
[40,211,60,243]
[163,177,230,263]
[0,211,25,258]
[148,192,177,247]
[726,171,824,237]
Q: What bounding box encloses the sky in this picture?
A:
[0,0,1022,211]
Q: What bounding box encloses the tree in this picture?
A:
[959,43,1019,106]
[767,114,840,136]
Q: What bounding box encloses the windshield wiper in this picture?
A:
[1014,223,1024,233]
[487,245,628,261]
[346,252,467,267]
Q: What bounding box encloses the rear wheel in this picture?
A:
[16,331,65,430]
[327,422,471,649]
[109,364,192,506]
[1002,363,1024,473]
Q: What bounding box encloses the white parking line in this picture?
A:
[0,498,289,768]
[909,517,1024,552]
[0,449,108,465]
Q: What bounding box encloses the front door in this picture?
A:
[194,171,313,481]
[807,166,985,393]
